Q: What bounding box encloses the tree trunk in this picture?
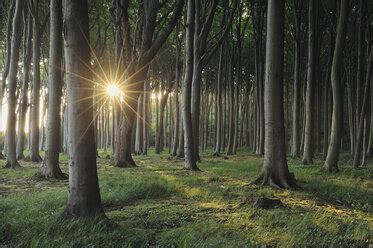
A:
[29,0,42,162]
[0,1,15,122]
[353,37,372,168]
[253,0,297,189]
[16,10,32,160]
[324,0,349,172]
[302,0,317,165]
[323,24,335,159]
[63,0,104,218]
[182,0,199,170]
[38,0,66,179]
[5,0,24,169]
[291,0,302,158]
[171,24,181,157]
[213,43,224,156]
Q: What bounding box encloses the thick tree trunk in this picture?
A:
[16,11,32,160]
[63,0,104,218]
[38,0,66,179]
[254,0,297,189]
[302,0,317,165]
[324,0,349,172]
[5,0,24,169]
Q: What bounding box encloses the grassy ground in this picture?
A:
[0,149,372,247]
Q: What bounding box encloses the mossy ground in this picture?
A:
[0,149,372,247]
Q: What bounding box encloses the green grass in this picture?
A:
[0,149,372,247]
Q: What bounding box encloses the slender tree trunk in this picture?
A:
[324,0,349,172]
[323,26,335,159]
[29,0,42,162]
[213,43,224,156]
[353,39,372,168]
[171,24,181,156]
[302,0,317,165]
[291,1,302,158]
[5,0,24,169]
[182,0,199,170]
[63,0,104,218]
[0,1,15,123]
[38,0,66,179]
[16,10,32,160]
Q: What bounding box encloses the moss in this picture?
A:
[0,149,372,247]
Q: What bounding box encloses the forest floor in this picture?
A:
[0,149,372,247]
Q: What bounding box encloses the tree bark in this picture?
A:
[324,0,349,172]
[302,0,317,165]
[16,10,32,160]
[253,0,297,189]
[182,0,199,170]
[28,0,42,162]
[63,0,104,218]
[5,0,24,169]
[291,0,303,158]
[38,0,66,179]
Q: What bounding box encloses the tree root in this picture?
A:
[251,173,301,190]
[4,161,21,169]
[28,152,43,163]
[323,162,339,173]
[36,164,68,180]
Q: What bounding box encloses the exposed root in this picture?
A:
[28,152,43,163]
[116,158,137,168]
[323,162,339,173]
[36,165,68,180]
[251,173,300,190]
[4,161,21,169]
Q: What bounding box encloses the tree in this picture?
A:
[302,0,317,165]
[38,0,66,179]
[253,0,297,189]
[182,0,199,170]
[16,9,32,160]
[291,0,304,158]
[5,0,25,169]
[324,0,349,172]
[63,0,104,217]
[114,0,184,167]
[28,0,42,162]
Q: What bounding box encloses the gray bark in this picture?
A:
[324,0,349,172]
[38,0,66,179]
[63,0,104,217]
[5,0,25,169]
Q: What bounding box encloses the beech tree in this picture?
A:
[253,0,297,189]
[38,0,65,179]
[5,0,24,169]
[324,0,349,172]
[63,0,104,217]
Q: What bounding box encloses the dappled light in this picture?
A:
[0,0,371,246]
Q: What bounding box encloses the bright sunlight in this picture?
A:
[106,84,120,97]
